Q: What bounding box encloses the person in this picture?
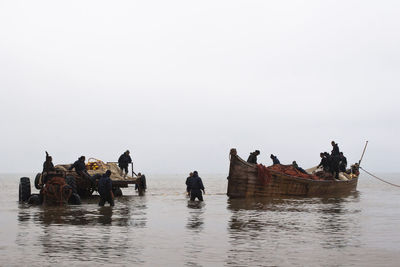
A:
[292,161,308,174]
[317,152,330,172]
[331,141,340,157]
[188,171,205,201]
[98,170,114,206]
[42,151,56,184]
[135,172,147,191]
[339,152,347,172]
[247,150,260,164]
[43,151,55,173]
[270,154,280,165]
[118,150,132,178]
[185,172,193,195]
[69,156,91,179]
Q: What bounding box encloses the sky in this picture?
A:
[0,0,399,174]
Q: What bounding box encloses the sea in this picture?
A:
[0,172,400,266]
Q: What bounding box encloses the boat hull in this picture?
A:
[227,149,358,198]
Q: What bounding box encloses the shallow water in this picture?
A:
[1,173,400,266]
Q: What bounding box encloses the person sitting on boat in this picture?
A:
[270,154,280,165]
[69,156,91,180]
[247,150,260,164]
[118,150,132,178]
[188,171,205,201]
[185,172,193,196]
[98,170,114,206]
[292,161,307,174]
[338,152,347,172]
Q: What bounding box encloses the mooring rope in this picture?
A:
[360,167,400,188]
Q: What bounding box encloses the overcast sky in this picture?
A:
[0,1,399,174]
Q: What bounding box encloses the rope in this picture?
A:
[360,167,400,188]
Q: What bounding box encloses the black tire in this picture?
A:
[19,177,31,202]
[34,173,42,190]
[69,193,81,205]
[113,187,123,197]
[66,176,77,194]
[27,194,42,205]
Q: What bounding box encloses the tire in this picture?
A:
[19,177,31,202]
[34,173,42,190]
[27,194,42,205]
[69,193,81,205]
[66,176,77,194]
[113,187,123,197]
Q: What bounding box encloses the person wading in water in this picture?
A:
[188,171,205,201]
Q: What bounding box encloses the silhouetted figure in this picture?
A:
[318,152,330,172]
[135,172,147,192]
[98,170,114,206]
[185,172,193,195]
[339,152,347,172]
[270,154,280,165]
[331,141,340,157]
[69,156,91,179]
[292,161,307,174]
[118,150,132,178]
[188,171,205,201]
[43,151,55,173]
[247,150,260,164]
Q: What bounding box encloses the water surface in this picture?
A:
[1,173,399,266]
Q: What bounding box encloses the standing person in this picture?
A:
[270,154,280,165]
[189,171,205,201]
[331,141,340,156]
[118,150,132,178]
[247,150,260,164]
[185,172,193,196]
[98,170,114,206]
[42,151,56,184]
[43,151,55,173]
[339,152,347,172]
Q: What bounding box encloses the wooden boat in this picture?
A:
[227,149,359,198]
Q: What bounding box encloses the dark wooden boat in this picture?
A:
[227,149,359,198]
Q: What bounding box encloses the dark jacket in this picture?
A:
[247,153,258,164]
[271,156,280,165]
[68,159,86,172]
[186,176,192,192]
[331,144,340,156]
[118,153,132,167]
[339,155,347,172]
[98,174,112,196]
[188,174,204,192]
[43,160,55,172]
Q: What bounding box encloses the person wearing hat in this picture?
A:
[247,150,260,164]
[189,171,205,201]
[98,170,114,206]
[118,150,132,178]
[270,154,280,165]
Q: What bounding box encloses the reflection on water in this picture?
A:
[226,192,362,266]
[15,195,148,265]
[186,201,205,232]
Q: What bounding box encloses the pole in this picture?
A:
[131,163,137,177]
[358,141,369,166]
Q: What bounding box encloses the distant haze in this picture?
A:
[0,1,399,173]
